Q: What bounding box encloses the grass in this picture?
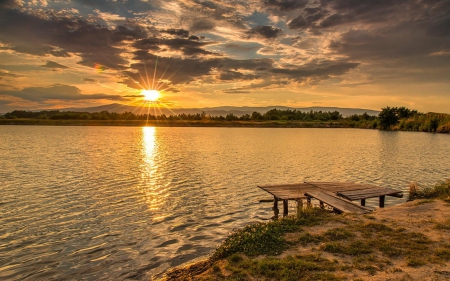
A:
[434,219,450,230]
[212,208,331,259]
[226,254,343,281]
[408,180,450,201]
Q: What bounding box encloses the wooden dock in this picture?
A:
[258,182,403,217]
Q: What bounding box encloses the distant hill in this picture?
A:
[59,104,380,117]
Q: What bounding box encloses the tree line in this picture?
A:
[0,108,347,122]
[1,107,449,133]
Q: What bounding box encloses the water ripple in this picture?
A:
[0,126,449,280]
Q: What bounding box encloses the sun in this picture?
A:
[142,89,160,101]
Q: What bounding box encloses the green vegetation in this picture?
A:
[1,106,449,133]
[408,179,450,201]
[213,208,330,259]
[164,179,450,280]
[376,106,450,133]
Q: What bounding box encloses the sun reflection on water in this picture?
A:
[140,127,168,211]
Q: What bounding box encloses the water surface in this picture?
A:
[1,126,449,280]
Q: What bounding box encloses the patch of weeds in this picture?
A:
[364,215,376,220]
[392,267,403,273]
[435,247,450,260]
[359,222,394,237]
[308,272,344,280]
[346,240,373,256]
[298,233,323,245]
[353,255,389,275]
[228,253,244,264]
[434,219,450,230]
[409,180,450,200]
[233,254,341,281]
[213,209,332,259]
[349,221,431,260]
[377,240,404,257]
[212,264,221,273]
[407,257,427,267]
[323,242,346,254]
[324,228,354,241]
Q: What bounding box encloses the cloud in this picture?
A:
[246,25,283,39]
[0,70,23,78]
[82,78,98,83]
[41,61,69,69]
[270,61,360,82]
[0,8,142,68]
[0,84,125,102]
[264,0,308,12]
[161,28,190,38]
[132,37,217,56]
[219,70,260,81]
[190,19,215,32]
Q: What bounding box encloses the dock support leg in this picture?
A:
[296,199,303,215]
[306,197,312,207]
[272,196,279,219]
[361,199,366,206]
[319,201,324,209]
[283,200,289,217]
[379,195,385,208]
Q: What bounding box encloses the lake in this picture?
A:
[1,126,449,280]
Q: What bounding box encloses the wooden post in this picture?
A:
[361,199,366,206]
[297,199,303,214]
[379,195,385,208]
[319,201,324,209]
[306,197,312,207]
[283,200,289,217]
[273,196,279,219]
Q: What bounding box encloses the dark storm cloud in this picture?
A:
[120,56,274,90]
[190,19,216,32]
[219,71,260,81]
[161,29,190,38]
[41,61,69,69]
[270,61,359,81]
[326,0,450,64]
[0,0,20,9]
[0,8,145,68]
[120,56,221,90]
[264,0,309,11]
[133,37,217,56]
[246,25,283,39]
[318,0,410,28]
[0,84,124,102]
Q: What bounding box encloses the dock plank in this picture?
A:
[305,191,372,214]
[337,188,403,201]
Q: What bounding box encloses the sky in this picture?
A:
[0,0,449,113]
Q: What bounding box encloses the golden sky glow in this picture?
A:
[0,0,449,113]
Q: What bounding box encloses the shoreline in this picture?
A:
[0,119,351,128]
[161,186,450,280]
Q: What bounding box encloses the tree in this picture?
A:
[378,107,399,130]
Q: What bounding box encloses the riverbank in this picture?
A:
[0,119,350,128]
[162,181,450,281]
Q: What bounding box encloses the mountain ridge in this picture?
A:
[54,104,380,117]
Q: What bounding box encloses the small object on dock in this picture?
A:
[257,182,403,217]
